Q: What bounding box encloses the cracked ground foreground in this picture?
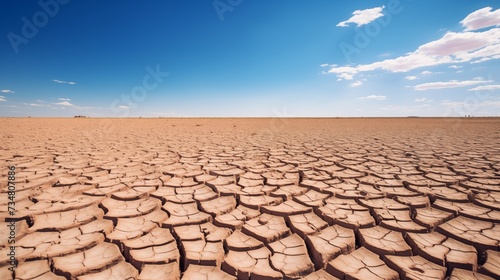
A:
[1,118,499,280]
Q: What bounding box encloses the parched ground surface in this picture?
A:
[0,117,499,280]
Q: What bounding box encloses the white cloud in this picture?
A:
[53,101,74,106]
[415,98,432,102]
[326,51,454,77]
[0,96,5,102]
[417,28,500,57]
[420,71,433,75]
[337,6,385,27]
[358,95,386,100]
[337,73,354,81]
[320,64,329,67]
[1,89,14,93]
[58,98,71,101]
[468,84,500,91]
[117,105,129,109]
[326,7,500,80]
[441,99,500,109]
[440,100,464,108]
[469,53,500,64]
[414,79,492,91]
[53,79,76,85]
[328,66,357,75]
[448,65,462,69]
[405,76,417,80]
[461,7,500,31]
[351,81,363,87]
[23,102,53,108]
[479,100,500,107]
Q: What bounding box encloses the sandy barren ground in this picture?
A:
[0,117,499,280]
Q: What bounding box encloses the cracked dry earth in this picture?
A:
[1,117,500,280]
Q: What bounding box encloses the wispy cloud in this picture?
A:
[405,76,417,80]
[358,95,386,100]
[461,6,500,31]
[415,98,432,102]
[53,79,77,85]
[53,101,74,106]
[441,99,500,108]
[0,89,14,93]
[414,79,492,91]
[448,65,462,69]
[336,73,354,81]
[470,54,500,64]
[468,84,500,91]
[351,81,363,87]
[327,7,500,80]
[24,101,53,108]
[0,96,6,102]
[24,98,99,111]
[337,6,385,27]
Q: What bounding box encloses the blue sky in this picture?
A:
[0,0,499,117]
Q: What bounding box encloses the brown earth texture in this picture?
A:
[1,117,499,280]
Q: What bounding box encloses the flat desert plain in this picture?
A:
[1,117,500,280]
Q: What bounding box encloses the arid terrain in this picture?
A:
[1,117,499,279]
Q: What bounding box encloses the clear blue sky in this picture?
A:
[1,0,499,117]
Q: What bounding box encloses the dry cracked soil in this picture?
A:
[0,117,499,280]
